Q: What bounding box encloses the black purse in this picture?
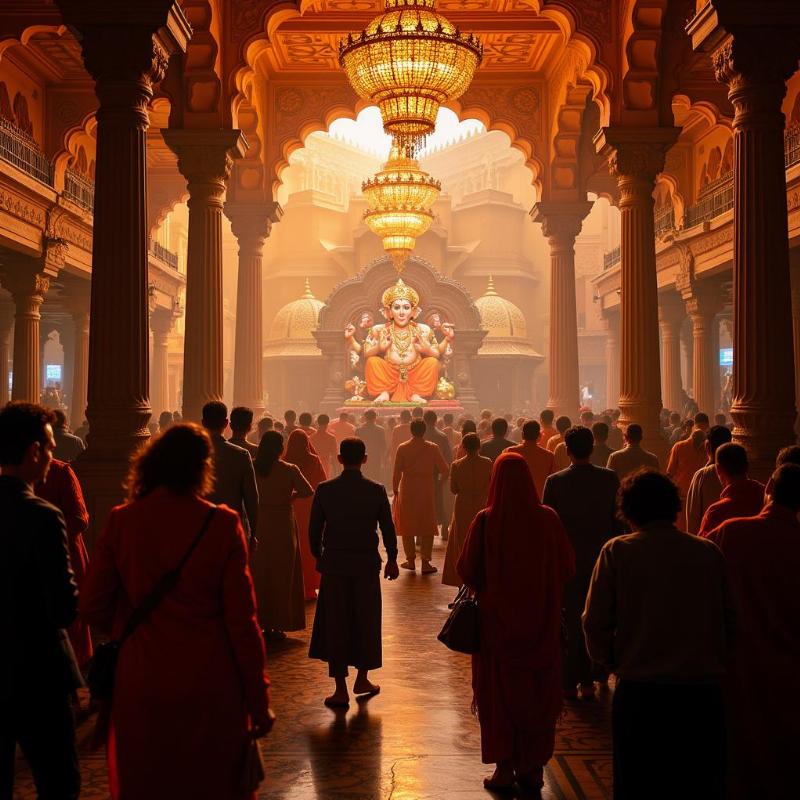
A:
[87,508,216,702]
[437,584,480,654]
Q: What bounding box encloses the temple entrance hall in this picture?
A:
[13,541,613,800]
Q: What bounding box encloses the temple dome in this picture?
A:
[475,276,528,338]
[265,279,324,357]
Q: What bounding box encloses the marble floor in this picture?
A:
[14,540,613,799]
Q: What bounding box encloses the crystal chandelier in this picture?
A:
[362,147,441,271]
[339,0,482,155]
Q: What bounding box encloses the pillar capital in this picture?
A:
[658,290,685,328]
[224,202,279,251]
[149,305,178,337]
[530,201,593,249]
[1,268,50,302]
[594,127,680,182]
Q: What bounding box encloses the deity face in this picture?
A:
[389,298,415,327]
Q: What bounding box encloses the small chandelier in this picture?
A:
[340,0,482,155]
[362,147,441,272]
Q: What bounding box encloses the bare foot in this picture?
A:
[323,691,350,708]
[483,765,515,793]
[353,679,380,696]
[400,560,416,571]
[409,394,427,404]
[421,561,438,575]
[374,391,390,403]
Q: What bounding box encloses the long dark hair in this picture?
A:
[254,430,285,477]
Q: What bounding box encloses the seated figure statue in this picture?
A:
[345,278,454,404]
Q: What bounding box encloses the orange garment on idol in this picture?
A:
[284,430,327,600]
[36,459,92,666]
[365,355,439,402]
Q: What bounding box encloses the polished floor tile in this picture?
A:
[14,541,612,799]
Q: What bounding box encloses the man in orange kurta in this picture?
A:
[392,419,449,574]
[545,415,572,453]
[310,414,338,478]
[507,420,555,498]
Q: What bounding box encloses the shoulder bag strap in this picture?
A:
[119,507,216,643]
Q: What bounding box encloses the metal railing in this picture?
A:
[63,169,94,212]
[603,245,620,270]
[0,117,53,186]
[654,205,675,237]
[684,173,734,228]
[786,124,800,169]
[149,240,179,269]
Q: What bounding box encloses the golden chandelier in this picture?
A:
[362,147,441,272]
[339,0,483,155]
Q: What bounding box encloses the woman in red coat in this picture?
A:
[458,452,575,793]
[81,424,274,800]
[36,459,92,665]
[284,429,327,600]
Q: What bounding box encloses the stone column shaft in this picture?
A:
[163,129,245,422]
[531,201,592,418]
[71,307,89,430]
[149,308,174,418]
[4,272,49,403]
[792,269,800,413]
[604,310,620,409]
[0,302,12,406]
[596,128,679,462]
[686,300,718,416]
[658,294,684,413]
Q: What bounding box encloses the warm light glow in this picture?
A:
[339,0,483,154]
[362,147,441,271]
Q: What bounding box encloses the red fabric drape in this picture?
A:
[457,452,575,770]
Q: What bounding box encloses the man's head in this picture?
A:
[564,426,594,462]
[158,410,173,431]
[706,424,733,459]
[515,416,526,429]
[338,411,349,423]
[284,409,297,425]
[625,423,643,445]
[230,406,254,436]
[491,417,509,438]
[714,413,727,427]
[461,432,481,454]
[580,410,594,426]
[694,412,710,432]
[257,417,274,437]
[776,445,800,468]
[443,413,454,427]
[317,413,330,429]
[201,401,228,433]
[555,415,572,435]
[400,409,412,424]
[618,469,681,528]
[52,408,67,431]
[364,409,377,424]
[669,411,681,427]
[410,419,426,438]
[540,408,554,427]
[411,406,424,420]
[715,442,749,485]
[480,409,492,421]
[0,402,56,484]
[522,420,541,442]
[298,412,313,428]
[423,409,437,427]
[338,437,367,469]
[592,421,609,444]
[769,463,800,511]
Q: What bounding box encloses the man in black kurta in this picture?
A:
[308,437,399,708]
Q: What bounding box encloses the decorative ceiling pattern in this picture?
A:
[16,29,87,83]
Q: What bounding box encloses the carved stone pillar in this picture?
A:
[0,301,12,406]
[531,201,593,417]
[603,309,620,409]
[596,128,679,461]
[55,1,190,542]
[792,261,800,413]
[691,10,800,475]
[225,203,277,416]
[162,129,246,421]
[62,285,90,430]
[658,292,684,413]
[684,292,720,417]
[2,270,50,403]
[150,307,175,418]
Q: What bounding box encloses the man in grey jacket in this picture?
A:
[202,401,258,544]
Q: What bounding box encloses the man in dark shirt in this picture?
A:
[355,409,387,483]
[542,426,620,699]
[228,405,258,459]
[479,417,515,462]
[51,408,84,462]
[1,402,82,799]
[308,437,399,708]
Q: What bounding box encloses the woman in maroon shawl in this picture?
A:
[458,452,575,793]
[284,429,327,600]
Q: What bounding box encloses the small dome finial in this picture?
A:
[485,275,497,296]
[302,278,315,299]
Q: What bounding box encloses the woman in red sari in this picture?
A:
[36,459,92,666]
[81,424,273,800]
[458,452,575,793]
[284,429,327,600]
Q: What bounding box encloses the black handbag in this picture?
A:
[87,507,216,702]
[437,584,480,654]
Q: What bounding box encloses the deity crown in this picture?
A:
[382,278,419,309]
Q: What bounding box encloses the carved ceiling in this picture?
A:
[9,27,88,84]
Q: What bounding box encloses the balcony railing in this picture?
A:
[654,205,675,237]
[684,173,734,229]
[0,117,53,186]
[603,245,620,270]
[149,240,179,270]
[786,124,800,169]
[63,169,94,212]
